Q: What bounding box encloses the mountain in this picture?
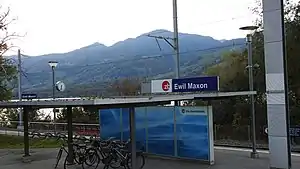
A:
[12,29,245,95]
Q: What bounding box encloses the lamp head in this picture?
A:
[239,26,259,31]
[48,61,58,68]
[239,25,259,43]
[239,25,259,35]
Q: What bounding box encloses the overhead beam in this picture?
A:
[0,91,257,109]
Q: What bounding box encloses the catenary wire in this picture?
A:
[22,42,246,74]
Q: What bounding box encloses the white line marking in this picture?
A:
[215,146,300,157]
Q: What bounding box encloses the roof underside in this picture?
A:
[0,91,256,109]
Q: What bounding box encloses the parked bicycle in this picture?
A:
[54,136,99,169]
[29,130,67,141]
[85,137,145,169]
[52,133,146,169]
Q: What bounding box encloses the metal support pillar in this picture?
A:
[173,0,180,107]
[144,107,149,153]
[67,106,74,163]
[23,106,30,157]
[172,0,180,79]
[17,49,23,129]
[52,67,57,134]
[129,107,137,169]
[263,0,291,168]
[120,108,123,142]
[246,35,259,158]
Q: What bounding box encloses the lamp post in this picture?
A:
[48,61,58,134]
[239,25,259,159]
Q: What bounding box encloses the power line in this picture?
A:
[24,42,246,74]
[18,12,251,73]
[146,14,254,36]
[21,70,33,85]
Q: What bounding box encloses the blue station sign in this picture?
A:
[21,93,37,100]
[172,76,219,92]
[151,76,219,93]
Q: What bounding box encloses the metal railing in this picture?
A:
[213,124,300,152]
[0,121,100,137]
[1,121,299,151]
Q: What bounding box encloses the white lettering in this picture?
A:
[174,83,187,90]
[174,84,178,90]
[183,108,207,115]
[187,83,208,89]
[178,84,184,89]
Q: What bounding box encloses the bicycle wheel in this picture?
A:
[31,131,40,138]
[84,148,98,165]
[54,148,63,169]
[45,132,53,139]
[127,153,145,169]
[82,148,100,169]
[110,150,126,169]
[109,155,122,169]
[64,154,79,169]
[72,146,86,165]
[57,133,67,141]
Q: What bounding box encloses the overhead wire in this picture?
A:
[17,12,251,89]
[18,42,245,95]
[19,12,252,73]
[145,13,254,36]
[18,42,245,97]
[23,42,246,74]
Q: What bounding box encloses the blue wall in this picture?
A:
[99,106,210,160]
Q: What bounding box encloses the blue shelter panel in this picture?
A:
[175,106,209,160]
[134,107,147,150]
[120,108,130,141]
[121,107,147,150]
[99,106,212,161]
[99,108,122,139]
[146,106,175,156]
[100,108,146,150]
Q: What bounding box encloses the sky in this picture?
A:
[1,0,257,56]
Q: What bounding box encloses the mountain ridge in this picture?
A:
[10,29,245,96]
[9,29,236,57]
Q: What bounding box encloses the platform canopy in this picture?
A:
[0,91,256,109]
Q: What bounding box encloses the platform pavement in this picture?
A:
[0,147,300,169]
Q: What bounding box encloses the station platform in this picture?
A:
[0,146,299,169]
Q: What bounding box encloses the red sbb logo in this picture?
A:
[162,81,170,91]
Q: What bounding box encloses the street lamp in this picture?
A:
[48,61,58,134]
[239,25,259,159]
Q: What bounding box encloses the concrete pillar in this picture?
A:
[263,0,291,168]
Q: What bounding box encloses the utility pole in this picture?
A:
[173,0,180,79]
[147,0,180,79]
[172,0,179,157]
[246,34,258,158]
[48,61,58,134]
[147,1,180,157]
[17,49,23,129]
[239,25,259,159]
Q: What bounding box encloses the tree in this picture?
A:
[0,6,17,101]
[0,108,18,121]
[202,0,300,141]
[107,77,141,96]
[57,107,99,124]
[250,1,300,126]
